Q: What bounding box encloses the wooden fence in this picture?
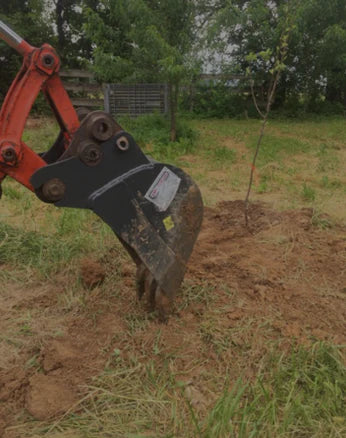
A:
[60,71,169,117]
[60,70,104,109]
[60,70,246,117]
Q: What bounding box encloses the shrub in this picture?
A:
[118,113,197,156]
[181,83,253,119]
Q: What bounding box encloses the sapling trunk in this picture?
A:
[244,12,293,227]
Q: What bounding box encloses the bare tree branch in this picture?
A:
[250,79,265,119]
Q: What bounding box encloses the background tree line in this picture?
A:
[1,0,346,135]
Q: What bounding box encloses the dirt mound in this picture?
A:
[0,201,345,434]
[26,375,77,421]
[187,201,346,344]
[80,259,106,289]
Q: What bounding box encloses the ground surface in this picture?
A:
[0,117,345,437]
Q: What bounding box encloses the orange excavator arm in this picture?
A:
[0,19,203,318]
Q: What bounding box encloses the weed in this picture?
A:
[311,210,333,229]
[153,330,162,356]
[301,183,316,201]
[125,312,150,335]
[178,281,215,312]
[58,282,86,311]
[2,184,23,200]
[25,354,41,370]
[18,323,33,336]
[211,146,237,163]
[203,379,249,437]
[316,143,339,172]
[256,175,270,193]
[199,320,233,355]
[56,209,92,236]
[199,316,257,358]
[320,175,342,189]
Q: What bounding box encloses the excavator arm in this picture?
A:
[0,20,203,317]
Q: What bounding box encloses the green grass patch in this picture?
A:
[22,119,59,153]
[210,146,237,164]
[118,113,198,163]
[320,176,343,190]
[2,184,24,200]
[301,183,316,202]
[248,135,311,165]
[316,143,340,172]
[0,221,88,276]
[0,208,113,278]
[201,342,345,437]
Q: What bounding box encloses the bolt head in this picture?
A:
[1,146,17,163]
[42,54,55,69]
[79,142,103,166]
[42,178,65,202]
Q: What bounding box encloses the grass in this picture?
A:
[301,183,316,201]
[0,208,114,280]
[10,114,345,221]
[201,342,345,438]
[0,115,345,437]
[185,117,346,217]
[249,134,311,165]
[14,342,345,437]
[118,113,197,164]
[177,281,215,312]
[0,221,84,269]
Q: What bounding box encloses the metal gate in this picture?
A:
[104,83,169,117]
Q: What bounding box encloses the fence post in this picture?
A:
[164,83,169,115]
[104,84,110,114]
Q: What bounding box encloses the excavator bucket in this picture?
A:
[31,112,203,303]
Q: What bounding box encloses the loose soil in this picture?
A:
[80,259,106,289]
[0,201,345,436]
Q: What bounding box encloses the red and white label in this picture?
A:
[145,167,181,212]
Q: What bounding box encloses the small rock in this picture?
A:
[184,385,207,410]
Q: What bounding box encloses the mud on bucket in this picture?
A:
[92,163,204,299]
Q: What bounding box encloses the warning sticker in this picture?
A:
[145,167,181,212]
[163,215,175,231]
